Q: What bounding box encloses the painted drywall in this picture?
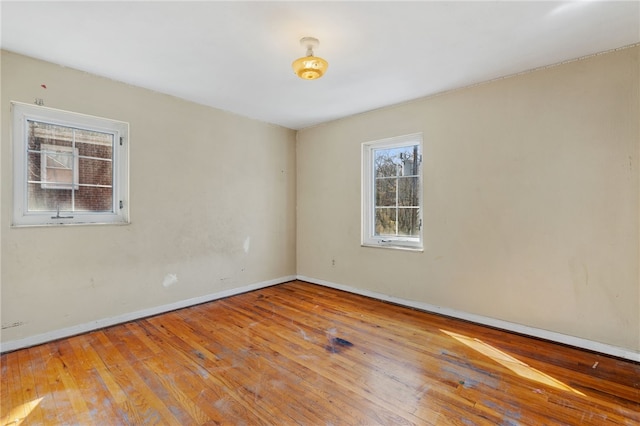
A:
[297,46,640,353]
[1,50,296,343]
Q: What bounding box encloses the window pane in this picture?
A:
[374,149,400,177]
[77,131,113,211]
[27,183,72,212]
[374,145,419,178]
[27,150,76,209]
[77,134,113,159]
[45,149,74,169]
[398,208,420,236]
[375,178,397,206]
[28,121,71,150]
[74,186,113,212]
[375,208,396,236]
[401,157,419,177]
[45,166,73,187]
[27,151,42,184]
[398,176,419,207]
[80,158,112,186]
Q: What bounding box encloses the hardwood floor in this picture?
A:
[2,280,639,425]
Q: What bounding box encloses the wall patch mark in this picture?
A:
[163,273,178,288]
[2,321,25,330]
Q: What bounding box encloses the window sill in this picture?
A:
[11,220,130,228]
[361,243,424,252]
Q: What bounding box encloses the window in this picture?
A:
[40,144,79,190]
[362,133,423,250]
[12,102,129,226]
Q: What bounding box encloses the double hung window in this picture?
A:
[12,102,129,226]
[362,133,423,250]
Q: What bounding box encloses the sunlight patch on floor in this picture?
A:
[1,397,43,426]
[440,329,585,396]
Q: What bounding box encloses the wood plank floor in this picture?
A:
[1,280,639,425]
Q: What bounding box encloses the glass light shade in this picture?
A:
[292,55,328,80]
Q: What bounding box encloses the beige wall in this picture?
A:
[297,46,640,352]
[1,51,297,343]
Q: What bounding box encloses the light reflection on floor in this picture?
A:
[1,397,43,425]
[440,329,585,396]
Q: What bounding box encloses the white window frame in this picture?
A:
[11,101,130,226]
[362,133,423,251]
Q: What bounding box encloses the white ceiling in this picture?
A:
[2,1,639,130]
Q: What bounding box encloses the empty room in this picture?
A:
[1,1,639,425]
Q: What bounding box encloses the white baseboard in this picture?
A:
[0,275,296,353]
[297,275,640,363]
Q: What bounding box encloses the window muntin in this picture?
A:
[363,133,423,250]
[12,102,129,226]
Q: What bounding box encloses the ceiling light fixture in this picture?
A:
[292,37,328,80]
